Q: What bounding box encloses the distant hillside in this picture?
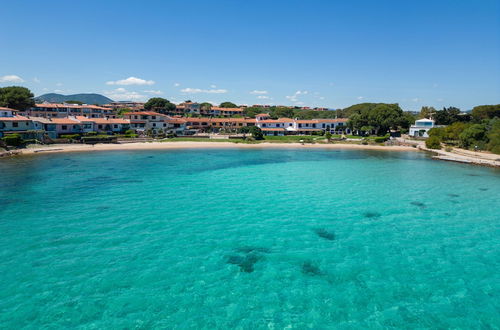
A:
[35,93,113,105]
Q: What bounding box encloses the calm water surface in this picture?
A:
[0,149,499,328]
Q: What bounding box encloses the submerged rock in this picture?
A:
[226,251,264,273]
[363,211,381,218]
[302,261,323,276]
[479,188,489,191]
[234,246,271,254]
[410,201,426,208]
[313,228,335,241]
[447,193,460,198]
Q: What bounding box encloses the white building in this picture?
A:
[409,118,437,138]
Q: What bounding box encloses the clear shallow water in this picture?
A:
[0,149,499,329]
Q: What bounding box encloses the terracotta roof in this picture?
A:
[261,128,285,131]
[256,113,270,117]
[210,107,244,112]
[315,118,348,123]
[92,118,130,124]
[259,118,293,123]
[123,111,165,116]
[0,107,17,111]
[166,118,187,124]
[49,118,81,125]
[0,115,30,121]
[34,103,108,110]
[296,120,319,123]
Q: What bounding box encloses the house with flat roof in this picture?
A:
[409,118,438,138]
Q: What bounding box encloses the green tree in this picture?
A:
[425,136,441,149]
[65,100,83,105]
[486,118,500,154]
[459,124,487,149]
[219,102,237,108]
[433,107,462,125]
[249,126,264,140]
[471,104,500,121]
[0,86,35,110]
[200,102,212,111]
[325,131,332,142]
[346,103,408,135]
[419,106,436,119]
[270,107,295,119]
[144,97,176,114]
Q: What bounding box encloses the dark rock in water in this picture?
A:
[146,156,154,159]
[363,211,381,218]
[447,194,459,198]
[313,228,335,241]
[302,261,323,276]
[226,255,245,265]
[479,188,488,191]
[235,246,271,254]
[96,206,110,211]
[226,253,264,273]
[410,201,426,208]
[466,173,480,177]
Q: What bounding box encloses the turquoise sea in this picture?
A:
[0,149,499,329]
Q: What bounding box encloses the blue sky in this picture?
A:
[1,0,499,110]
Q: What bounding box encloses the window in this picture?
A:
[13,122,19,127]
[114,125,118,128]
[163,123,166,127]
[98,125,103,129]
[152,123,156,127]
[152,116,156,119]
[62,125,67,130]
[299,123,302,128]
[134,116,138,119]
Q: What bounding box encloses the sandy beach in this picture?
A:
[1,141,494,168]
[17,141,418,155]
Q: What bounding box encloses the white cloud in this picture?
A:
[357,96,364,100]
[319,96,325,100]
[180,87,228,94]
[285,90,309,103]
[54,89,65,93]
[106,76,155,86]
[0,75,24,83]
[257,95,270,99]
[144,90,163,95]
[174,82,180,87]
[210,84,217,88]
[104,88,146,101]
[250,90,268,95]
[33,77,41,83]
[412,98,420,102]
[56,82,63,87]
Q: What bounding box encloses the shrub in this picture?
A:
[60,134,81,140]
[374,134,390,143]
[124,129,135,135]
[444,146,453,152]
[425,136,441,149]
[2,134,23,147]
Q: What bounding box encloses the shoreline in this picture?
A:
[14,141,417,155]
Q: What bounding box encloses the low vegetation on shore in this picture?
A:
[424,105,500,154]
